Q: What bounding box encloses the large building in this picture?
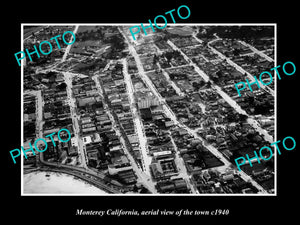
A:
[136,92,160,109]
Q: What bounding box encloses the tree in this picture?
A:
[110,35,125,51]
[57,82,67,91]
[153,54,158,65]
[238,113,248,122]
[164,52,173,62]
[206,81,212,88]
[192,81,200,90]
[233,48,241,56]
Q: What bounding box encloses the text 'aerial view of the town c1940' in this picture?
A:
[22,24,275,195]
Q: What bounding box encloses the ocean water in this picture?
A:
[23,171,108,194]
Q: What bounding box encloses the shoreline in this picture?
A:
[23,170,109,194]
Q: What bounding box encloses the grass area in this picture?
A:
[23,26,43,39]
[203,152,224,169]
[77,26,100,33]
[166,26,194,36]
[70,40,101,53]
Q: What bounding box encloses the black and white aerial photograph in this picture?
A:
[22,24,276,195]
[3,1,298,224]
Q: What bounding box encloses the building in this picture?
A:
[137,93,159,109]
[150,153,178,180]
[108,155,132,175]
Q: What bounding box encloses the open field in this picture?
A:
[166,26,194,36]
[24,26,43,39]
[77,26,101,33]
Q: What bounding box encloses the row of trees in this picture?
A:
[197,26,274,41]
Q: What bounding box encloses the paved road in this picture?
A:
[166,39,269,194]
[121,28,234,192]
[24,90,44,164]
[207,38,274,97]
[122,58,153,176]
[238,40,274,63]
[61,25,79,62]
[93,73,157,193]
[156,62,185,97]
[169,38,274,144]
[169,134,198,194]
[24,76,129,194]
[37,156,124,193]
[25,89,122,193]
[63,72,88,169]
[27,26,270,194]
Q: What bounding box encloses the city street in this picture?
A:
[169,134,198,194]
[63,72,88,169]
[207,38,275,96]
[92,73,157,193]
[167,39,274,143]
[238,40,274,62]
[125,34,269,193]
[22,25,276,195]
[122,58,153,176]
[61,25,79,62]
[156,62,185,97]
